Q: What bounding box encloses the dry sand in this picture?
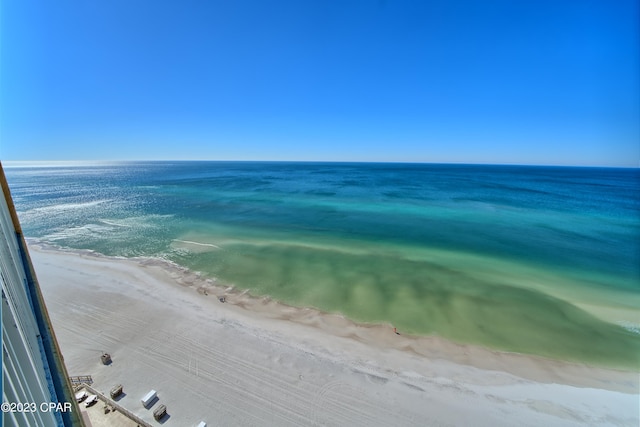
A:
[29,244,639,427]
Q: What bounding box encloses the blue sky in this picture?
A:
[1,0,638,166]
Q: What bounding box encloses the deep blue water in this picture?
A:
[7,162,638,282]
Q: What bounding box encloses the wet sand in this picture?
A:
[29,244,639,427]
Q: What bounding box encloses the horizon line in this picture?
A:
[2,159,638,169]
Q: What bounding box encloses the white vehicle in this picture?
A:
[75,390,87,402]
[84,395,98,407]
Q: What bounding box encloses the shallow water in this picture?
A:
[5,161,640,367]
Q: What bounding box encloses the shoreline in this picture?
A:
[28,241,638,393]
[27,242,639,426]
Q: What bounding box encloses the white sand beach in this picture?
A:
[29,244,639,427]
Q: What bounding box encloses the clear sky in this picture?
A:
[1,0,638,166]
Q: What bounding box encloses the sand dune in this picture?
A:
[29,244,638,427]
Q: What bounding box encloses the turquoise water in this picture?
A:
[5,161,640,367]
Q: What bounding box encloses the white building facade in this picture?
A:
[1,164,82,426]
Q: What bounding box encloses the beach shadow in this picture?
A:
[113,392,126,402]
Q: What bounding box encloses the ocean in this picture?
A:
[4,161,640,368]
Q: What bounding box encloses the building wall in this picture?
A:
[1,164,83,426]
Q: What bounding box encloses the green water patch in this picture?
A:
[179,242,640,369]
